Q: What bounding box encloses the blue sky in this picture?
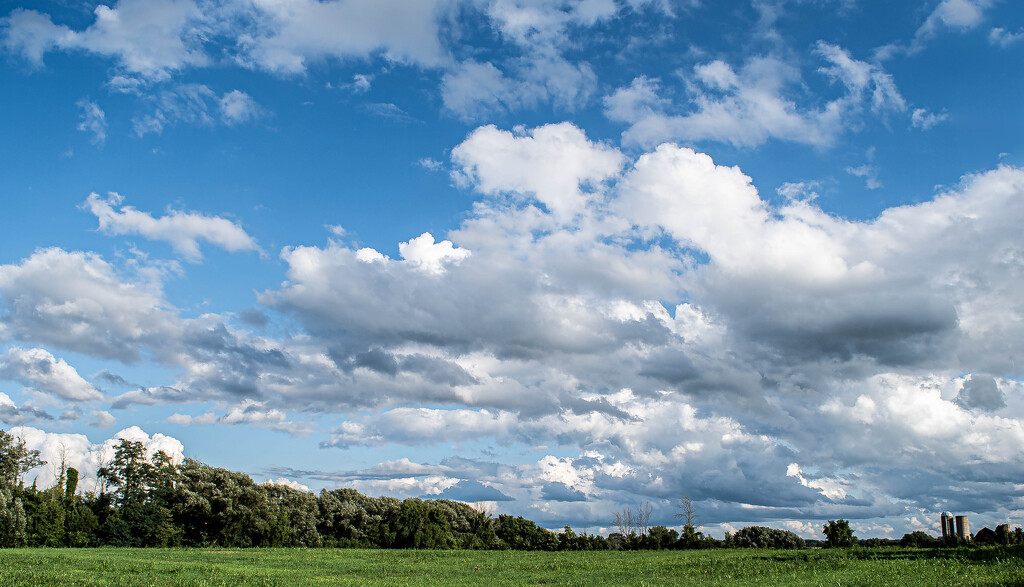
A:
[2,0,1023,539]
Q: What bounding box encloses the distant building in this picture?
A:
[974,527,997,544]
[940,512,970,542]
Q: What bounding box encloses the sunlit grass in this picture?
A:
[1,546,1022,586]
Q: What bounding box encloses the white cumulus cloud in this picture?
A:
[83,192,260,262]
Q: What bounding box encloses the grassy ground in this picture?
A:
[1,546,1022,586]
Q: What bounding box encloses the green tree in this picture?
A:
[0,485,28,547]
[0,429,45,487]
[900,530,937,548]
[732,526,806,549]
[98,440,152,507]
[823,519,857,548]
[64,467,79,504]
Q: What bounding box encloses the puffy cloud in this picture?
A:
[264,477,311,492]
[15,425,184,492]
[218,89,262,125]
[256,123,1024,528]
[606,44,913,148]
[398,232,471,275]
[451,123,623,222]
[0,346,102,401]
[83,192,260,262]
[916,0,993,40]
[0,392,55,425]
[954,374,1005,412]
[1,0,208,80]
[4,119,1024,531]
[485,0,618,47]
[607,56,841,148]
[0,247,181,361]
[435,479,514,502]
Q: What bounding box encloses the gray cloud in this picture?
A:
[954,374,1005,412]
[434,480,514,502]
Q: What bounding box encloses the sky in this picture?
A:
[1,0,1023,540]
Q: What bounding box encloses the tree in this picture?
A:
[899,530,937,548]
[675,495,699,531]
[0,429,45,487]
[97,440,152,507]
[613,501,652,547]
[732,526,806,549]
[0,485,28,547]
[823,519,857,548]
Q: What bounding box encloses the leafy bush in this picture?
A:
[731,526,806,549]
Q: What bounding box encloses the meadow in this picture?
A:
[1,546,1022,586]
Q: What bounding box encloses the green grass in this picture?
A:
[1,546,1022,586]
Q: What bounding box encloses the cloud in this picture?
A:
[14,425,184,492]
[4,120,1024,529]
[440,0,609,121]
[76,99,107,145]
[911,108,949,130]
[605,43,914,148]
[260,123,1024,526]
[954,374,1005,412]
[398,232,471,275]
[264,477,312,492]
[846,164,883,190]
[362,102,419,124]
[237,0,454,74]
[451,123,623,222]
[0,346,102,401]
[418,158,444,172]
[0,247,180,361]
[131,84,263,135]
[0,392,55,425]
[606,57,838,148]
[168,399,314,436]
[2,0,208,80]
[82,192,260,262]
[434,479,514,502]
[219,90,262,125]
[989,27,1024,47]
[90,410,116,427]
[915,0,994,44]
[441,60,523,120]
[541,482,588,502]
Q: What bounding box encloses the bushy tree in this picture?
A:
[899,531,937,548]
[823,519,857,548]
[641,525,679,550]
[558,525,609,551]
[395,499,456,549]
[495,514,557,550]
[732,526,806,549]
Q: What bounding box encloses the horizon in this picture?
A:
[1,0,1022,540]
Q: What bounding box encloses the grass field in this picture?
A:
[1,546,1022,586]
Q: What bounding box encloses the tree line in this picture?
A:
[2,429,1017,550]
